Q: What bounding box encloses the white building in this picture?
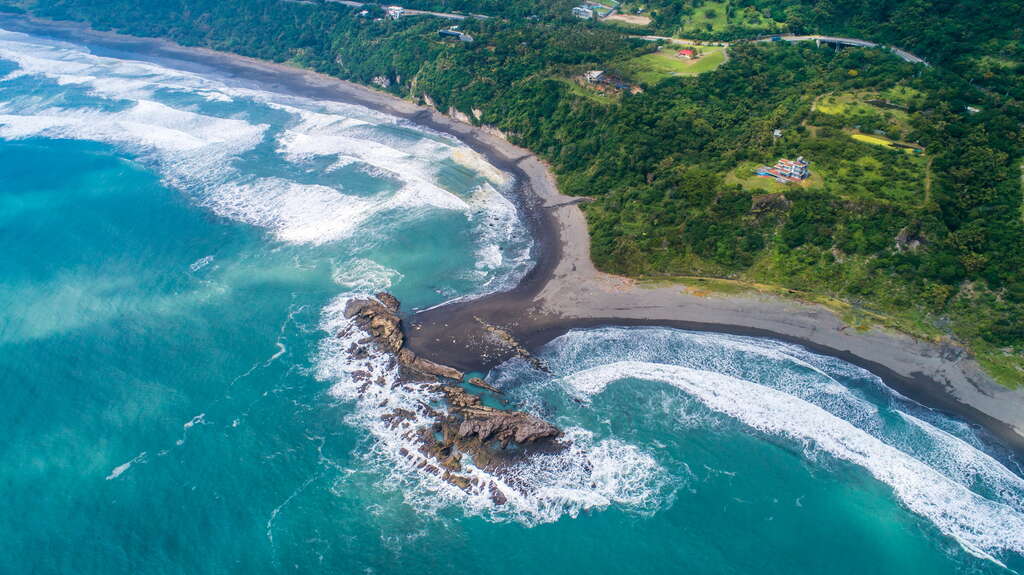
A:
[572,5,595,19]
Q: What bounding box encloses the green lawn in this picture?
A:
[679,0,780,34]
[851,132,919,153]
[681,0,728,33]
[619,46,726,84]
[725,160,824,192]
[882,85,925,108]
[816,91,914,139]
[816,92,877,116]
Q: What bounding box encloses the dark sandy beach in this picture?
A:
[3,14,1023,454]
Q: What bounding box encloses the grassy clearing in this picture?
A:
[851,132,920,153]
[882,85,925,107]
[816,91,913,137]
[681,0,727,32]
[679,0,780,34]
[816,92,876,116]
[603,13,651,27]
[973,343,1024,390]
[853,132,900,147]
[619,46,726,84]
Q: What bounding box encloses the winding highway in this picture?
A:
[635,33,928,66]
[325,0,489,20]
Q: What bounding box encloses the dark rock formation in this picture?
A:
[341,293,564,504]
[344,294,464,380]
[467,377,502,394]
[476,317,548,372]
[751,193,792,214]
[439,385,561,449]
[895,226,926,252]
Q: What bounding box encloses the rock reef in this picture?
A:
[344,294,465,381]
[341,293,563,503]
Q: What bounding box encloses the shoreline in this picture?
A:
[3,14,1023,456]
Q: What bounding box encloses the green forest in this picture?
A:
[3,0,1023,386]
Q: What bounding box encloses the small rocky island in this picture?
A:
[342,293,562,504]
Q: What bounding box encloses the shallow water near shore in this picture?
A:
[2,26,1024,574]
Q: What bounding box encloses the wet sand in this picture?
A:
[4,14,1023,454]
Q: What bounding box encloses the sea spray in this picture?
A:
[510,326,1024,565]
[313,295,672,525]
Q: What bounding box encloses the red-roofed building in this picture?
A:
[677,49,695,59]
[755,156,810,183]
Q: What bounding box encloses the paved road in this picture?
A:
[760,34,928,65]
[294,2,927,65]
[634,33,927,66]
[326,0,488,20]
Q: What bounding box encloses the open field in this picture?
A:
[604,13,651,26]
[852,132,921,153]
[679,0,779,34]
[815,90,919,144]
[681,0,727,32]
[619,46,725,84]
[882,85,925,107]
[817,91,912,128]
[816,92,882,116]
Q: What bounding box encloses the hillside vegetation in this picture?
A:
[4,0,1023,385]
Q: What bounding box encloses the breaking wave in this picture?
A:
[312,295,673,526]
[0,28,531,287]
[532,327,1024,565]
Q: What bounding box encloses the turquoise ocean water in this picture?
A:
[1,27,1023,574]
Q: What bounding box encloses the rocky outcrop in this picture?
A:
[476,317,548,372]
[467,376,502,394]
[341,293,564,503]
[344,294,464,380]
[751,193,792,214]
[895,226,926,252]
[448,106,472,124]
[439,385,561,449]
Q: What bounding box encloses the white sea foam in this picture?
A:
[105,451,147,480]
[0,28,529,276]
[0,99,263,155]
[269,101,481,221]
[451,146,510,187]
[896,411,1024,511]
[540,326,886,433]
[466,183,530,279]
[313,295,670,525]
[331,258,402,292]
[176,413,208,446]
[559,360,1024,563]
[189,255,215,272]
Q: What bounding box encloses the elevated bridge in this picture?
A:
[765,34,928,65]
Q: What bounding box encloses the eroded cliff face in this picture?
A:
[341,293,562,504]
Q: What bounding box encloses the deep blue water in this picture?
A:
[1,27,1023,574]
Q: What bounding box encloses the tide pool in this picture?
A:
[1,26,1022,574]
